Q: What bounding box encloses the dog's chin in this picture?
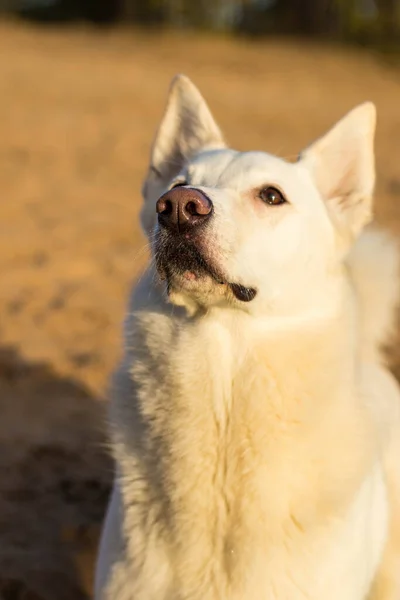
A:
[165,270,228,309]
[164,273,258,311]
[158,252,228,308]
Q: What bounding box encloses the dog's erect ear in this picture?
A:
[140,74,225,236]
[149,74,224,181]
[300,102,376,242]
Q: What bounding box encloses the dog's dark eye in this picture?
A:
[171,180,188,189]
[259,187,286,206]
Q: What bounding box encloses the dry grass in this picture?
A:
[0,20,399,599]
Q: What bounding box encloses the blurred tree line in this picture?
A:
[7,0,400,45]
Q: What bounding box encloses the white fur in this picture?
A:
[95,75,400,600]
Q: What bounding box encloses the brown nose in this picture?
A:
[156,187,213,233]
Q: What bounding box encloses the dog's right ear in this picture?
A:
[148,74,225,181]
[140,75,225,236]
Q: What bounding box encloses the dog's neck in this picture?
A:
[174,289,358,415]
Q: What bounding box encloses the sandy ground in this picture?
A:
[0,20,400,599]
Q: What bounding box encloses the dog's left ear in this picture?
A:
[300,102,376,242]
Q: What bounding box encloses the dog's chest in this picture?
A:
[129,317,385,599]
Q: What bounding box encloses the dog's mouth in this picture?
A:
[155,235,257,303]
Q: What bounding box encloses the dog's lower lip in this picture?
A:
[229,283,257,302]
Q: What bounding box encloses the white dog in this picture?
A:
[95,75,400,600]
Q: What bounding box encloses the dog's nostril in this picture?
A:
[185,201,198,216]
[157,198,173,215]
[161,199,173,215]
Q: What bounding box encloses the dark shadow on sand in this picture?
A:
[0,346,112,600]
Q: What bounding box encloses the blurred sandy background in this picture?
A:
[0,5,400,598]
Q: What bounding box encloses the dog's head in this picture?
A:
[141,75,376,317]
